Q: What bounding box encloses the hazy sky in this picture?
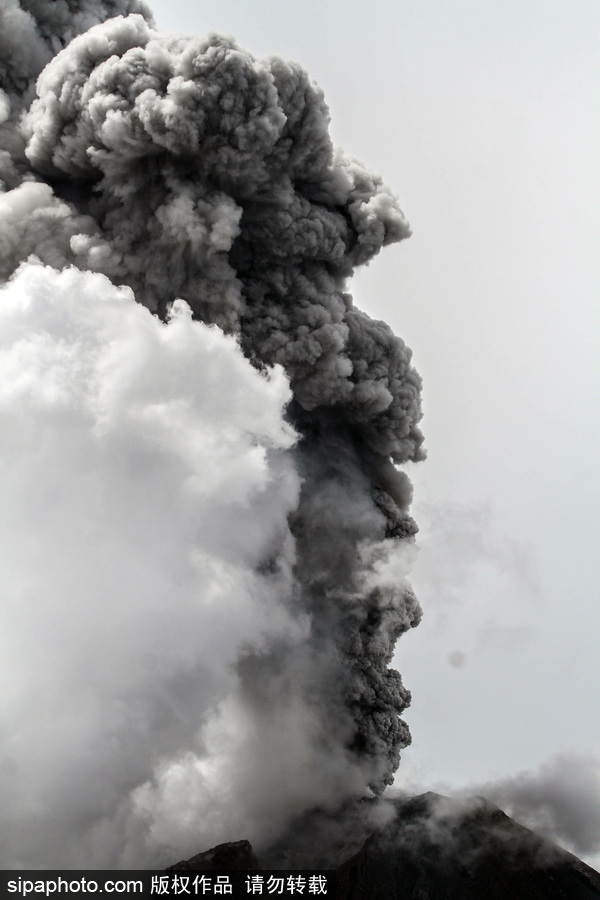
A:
[148,0,600,861]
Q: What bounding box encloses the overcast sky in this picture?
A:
[147,0,600,862]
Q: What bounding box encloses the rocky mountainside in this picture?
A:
[168,792,600,899]
[335,792,600,899]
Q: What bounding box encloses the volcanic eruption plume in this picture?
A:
[0,0,424,868]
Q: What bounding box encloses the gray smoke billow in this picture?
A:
[0,0,424,867]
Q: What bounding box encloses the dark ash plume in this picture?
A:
[0,0,424,865]
[0,0,154,108]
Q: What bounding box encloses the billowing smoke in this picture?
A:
[0,0,424,868]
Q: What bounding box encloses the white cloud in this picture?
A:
[0,264,302,868]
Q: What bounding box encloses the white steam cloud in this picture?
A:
[1,0,424,868]
[0,263,306,866]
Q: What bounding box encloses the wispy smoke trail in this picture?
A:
[0,1,424,867]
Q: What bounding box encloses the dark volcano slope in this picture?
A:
[168,792,600,900]
[335,793,600,899]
